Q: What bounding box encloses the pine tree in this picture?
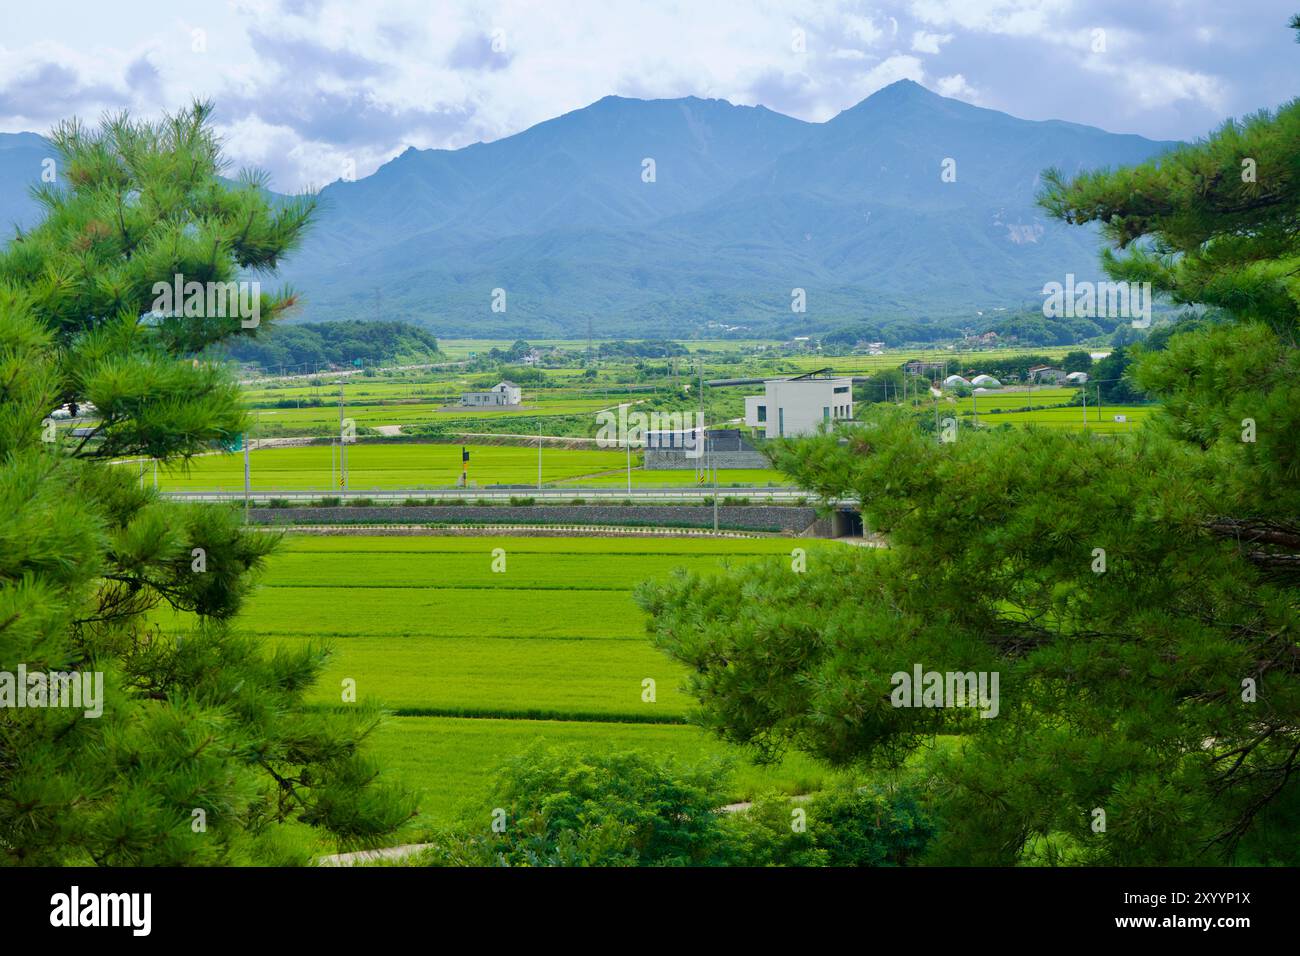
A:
[639,19,1300,865]
[0,103,415,865]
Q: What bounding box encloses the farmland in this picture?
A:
[147,442,790,491]
[149,534,845,824]
[964,404,1155,432]
[152,442,628,491]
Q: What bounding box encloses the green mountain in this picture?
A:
[279,81,1177,339]
[0,82,1178,340]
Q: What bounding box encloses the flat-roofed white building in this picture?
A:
[743,370,854,438]
[460,381,522,407]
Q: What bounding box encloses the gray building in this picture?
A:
[644,428,768,470]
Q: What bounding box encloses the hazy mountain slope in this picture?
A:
[0,133,51,237]
[0,84,1179,338]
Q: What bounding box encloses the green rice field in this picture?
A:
[149,443,629,491]
[139,441,790,491]
[965,404,1155,432]
[150,534,846,823]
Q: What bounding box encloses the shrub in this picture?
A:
[508,496,536,506]
[314,496,341,507]
[418,745,734,867]
[727,782,935,867]
[347,498,375,507]
[267,498,291,509]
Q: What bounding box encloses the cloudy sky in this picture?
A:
[1,0,1295,191]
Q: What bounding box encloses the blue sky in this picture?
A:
[0,0,1295,191]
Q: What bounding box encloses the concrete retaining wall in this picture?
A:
[644,450,770,470]
[249,504,818,534]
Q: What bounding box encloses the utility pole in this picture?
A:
[1082,386,1088,429]
[537,418,542,490]
[698,359,706,489]
[338,383,348,492]
[243,432,250,522]
[711,428,718,532]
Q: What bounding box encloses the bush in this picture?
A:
[722,496,750,506]
[570,498,586,505]
[314,496,341,507]
[726,782,935,867]
[508,496,536,506]
[418,745,734,867]
[804,785,935,866]
[267,498,291,509]
[347,498,375,507]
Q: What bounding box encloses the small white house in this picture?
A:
[743,371,854,438]
[460,381,522,407]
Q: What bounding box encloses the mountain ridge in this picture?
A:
[0,81,1180,339]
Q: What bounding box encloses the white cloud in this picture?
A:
[907,0,1069,37]
[911,30,953,54]
[0,0,1280,188]
[935,73,978,99]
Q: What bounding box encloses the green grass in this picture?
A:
[948,387,1077,414]
[247,397,614,429]
[259,549,775,590]
[147,442,630,491]
[158,584,644,639]
[203,534,850,825]
[369,716,836,825]
[277,535,825,556]
[140,440,791,491]
[966,404,1155,432]
[274,634,693,718]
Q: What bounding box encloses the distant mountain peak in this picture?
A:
[0,85,1179,338]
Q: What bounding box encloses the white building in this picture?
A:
[743,371,854,439]
[460,381,522,407]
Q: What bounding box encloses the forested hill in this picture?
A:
[219,320,441,372]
